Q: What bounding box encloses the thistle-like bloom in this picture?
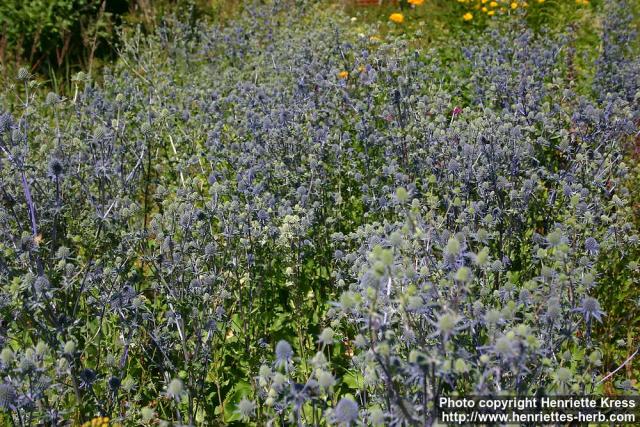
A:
[0,383,16,410]
[317,327,335,346]
[48,158,64,178]
[140,407,155,422]
[275,340,294,370]
[108,376,121,392]
[17,67,30,81]
[434,312,461,339]
[334,397,359,425]
[575,297,605,323]
[236,397,256,420]
[493,335,518,359]
[584,237,599,255]
[0,348,14,365]
[554,367,572,385]
[78,369,97,389]
[317,371,336,391]
[166,378,184,400]
[546,229,563,247]
[445,237,461,256]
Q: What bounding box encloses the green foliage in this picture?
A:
[0,0,239,89]
[0,0,111,67]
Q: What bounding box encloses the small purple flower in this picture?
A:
[584,237,599,255]
[334,397,359,425]
[48,158,64,178]
[0,383,16,410]
[575,297,605,323]
[275,340,293,370]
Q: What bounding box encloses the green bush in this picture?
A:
[0,0,115,70]
[0,0,237,85]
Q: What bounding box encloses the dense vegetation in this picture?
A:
[0,0,638,425]
[0,0,235,83]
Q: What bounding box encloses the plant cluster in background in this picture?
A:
[0,0,638,425]
[368,0,592,29]
[0,0,238,86]
[456,0,532,20]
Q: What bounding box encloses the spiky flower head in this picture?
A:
[584,237,599,255]
[166,378,184,400]
[317,371,336,391]
[554,367,572,385]
[396,186,409,203]
[317,327,335,346]
[493,335,518,359]
[575,296,605,323]
[445,237,461,256]
[17,67,30,81]
[63,340,76,354]
[48,158,64,178]
[140,406,155,421]
[435,312,460,339]
[0,348,14,365]
[546,229,563,248]
[45,92,61,106]
[236,397,256,420]
[334,397,359,425]
[275,340,294,369]
[0,383,16,409]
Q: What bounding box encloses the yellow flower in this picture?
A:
[338,71,349,79]
[510,2,518,9]
[389,13,404,23]
[408,0,425,5]
[537,0,545,3]
[482,6,488,11]
[358,65,366,73]
[82,417,110,427]
[463,12,473,21]
[490,1,498,6]
[488,9,495,15]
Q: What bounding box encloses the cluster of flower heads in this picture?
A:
[455,0,562,21]
[0,0,638,425]
[381,0,588,26]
